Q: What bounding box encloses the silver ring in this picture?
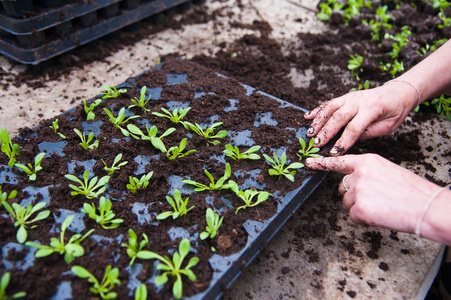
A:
[343,175,349,192]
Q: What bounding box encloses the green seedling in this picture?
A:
[316,0,344,21]
[297,137,322,159]
[26,215,94,264]
[65,170,110,199]
[0,272,26,299]
[4,201,50,244]
[347,54,364,80]
[49,119,66,139]
[104,107,139,137]
[380,59,404,77]
[127,124,175,153]
[134,284,147,300]
[74,129,99,151]
[438,8,451,29]
[84,98,102,121]
[14,152,45,181]
[351,79,370,91]
[224,145,261,160]
[431,0,451,9]
[0,129,20,167]
[129,86,151,113]
[0,187,16,212]
[182,163,234,191]
[199,208,223,240]
[152,107,191,123]
[166,138,197,160]
[127,171,153,194]
[342,0,371,25]
[136,239,198,300]
[431,94,451,120]
[263,152,304,182]
[156,189,194,220]
[82,196,124,229]
[181,121,228,145]
[71,265,121,299]
[102,153,128,175]
[100,85,127,100]
[229,181,273,214]
[121,229,150,266]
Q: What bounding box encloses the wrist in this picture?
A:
[384,79,421,110]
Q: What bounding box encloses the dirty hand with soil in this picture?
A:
[304,40,451,246]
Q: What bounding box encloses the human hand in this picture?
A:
[304,82,418,156]
[304,154,439,235]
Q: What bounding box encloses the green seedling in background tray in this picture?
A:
[100,85,127,100]
[438,8,451,28]
[166,138,197,160]
[127,171,153,194]
[135,239,198,300]
[0,187,17,212]
[83,98,102,121]
[224,144,261,160]
[316,0,344,21]
[134,284,147,300]
[0,272,26,299]
[65,170,110,199]
[121,229,150,266]
[26,215,94,264]
[104,107,139,137]
[181,121,228,146]
[380,59,404,77]
[156,189,194,220]
[431,94,451,120]
[229,181,273,214]
[152,107,191,123]
[127,124,175,153]
[297,137,322,159]
[263,152,304,182]
[200,208,223,240]
[71,265,121,300]
[183,163,234,191]
[74,129,99,151]
[82,197,123,229]
[129,86,151,113]
[102,153,128,175]
[0,129,20,167]
[4,201,50,244]
[347,54,363,81]
[15,152,45,181]
[49,119,66,139]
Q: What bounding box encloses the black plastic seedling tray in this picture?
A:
[0,58,327,299]
[0,0,193,64]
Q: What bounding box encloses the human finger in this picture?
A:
[342,191,355,211]
[338,175,350,195]
[304,156,356,174]
[359,118,403,140]
[304,98,345,136]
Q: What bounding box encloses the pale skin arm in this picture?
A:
[304,40,451,156]
[305,154,451,246]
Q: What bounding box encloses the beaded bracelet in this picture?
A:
[385,79,422,107]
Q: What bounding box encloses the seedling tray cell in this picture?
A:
[0,58,327,299]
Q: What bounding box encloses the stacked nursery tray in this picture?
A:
[0,58,327,299]
[0,0,195,64]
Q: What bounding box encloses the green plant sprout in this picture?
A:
[127,171,153,194]
[199,208,223,240]
[380,59,404,77]
[224,145,261,160]
[182,163,234,191]
[74,129,99,151]
[0,129,20,167]
[263,152,304,182]
[297,137,322,159]
[25,215,94,264]
[82,197,124,229]
[127,124,175,153]
[49,119,66,139]
[14,152,45,181]
[347,54,364,80]
[129,86,151,113]
[100,85,127,100]
[152,107,191,123]
[156,189,195,220]
[229,181,273,214]
[431,94,451,120]
[83,98,102,121]
[342,0,371,26]
[182,121,228,145]
[136,239,198,300]
[134,284,147,300]
[121,229,150,266]
[4,201,50,244]
[104,107,139,137]
[0,187,16,212]
[428,0,451,9]
[0,272,26,299]
[71,265,121,299]
[316,0,344,21]
[438,8,451,29]
[102,153,128,175]
[65,170,110,199]
[351,79,370,91]
[166,138,197,160]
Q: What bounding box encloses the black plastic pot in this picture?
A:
[16,32,46,48]
[2,0,34,17]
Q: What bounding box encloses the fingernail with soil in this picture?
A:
[314,137,320,145]
[307,127,314,135]
[305,158,314,166]
[330,147,338,155]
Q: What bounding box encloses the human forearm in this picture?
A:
[419,188,451,245]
